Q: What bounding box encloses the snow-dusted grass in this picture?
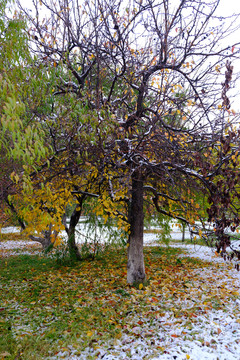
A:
[0,240,42,257]
[54,245,240,360]
[1,229,240,359]
[0,226,21,234]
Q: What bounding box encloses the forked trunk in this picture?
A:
[127,170,146,285]
[29,223,57,250]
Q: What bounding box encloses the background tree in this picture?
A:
[0,0,57,247]
[15,0,240,284]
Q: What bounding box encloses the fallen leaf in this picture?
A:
[87,331,94,337]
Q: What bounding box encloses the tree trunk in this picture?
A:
[29,223,57,250]
[182,221,185,242]
[127,170,146,285]
[4,195,26,231]
[64,203,83,260]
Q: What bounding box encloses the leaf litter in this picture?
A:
[1,239,240,359]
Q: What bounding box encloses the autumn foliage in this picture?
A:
[1,0,240,283]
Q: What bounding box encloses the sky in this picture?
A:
[15,0,240,111]
[18,0,240,16]
[214,0,240,110]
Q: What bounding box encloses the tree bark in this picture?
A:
[64,198,85,260]
[29,223,57,250]
[67,206,82,260]
[182,221,186,242]
[4,195,26,230]
[127,170,146,285]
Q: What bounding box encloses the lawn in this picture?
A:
[1,243,240,359]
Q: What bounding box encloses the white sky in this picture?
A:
[216,0,240,16]
[15,0,240,111]
[215,0,240,111]
[18,0,240,15]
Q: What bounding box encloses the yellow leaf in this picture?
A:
[186,355,191,360]
[156,346,165,351]
[115,332,122,339]
[139,283,143,290]
[87,331,94,337]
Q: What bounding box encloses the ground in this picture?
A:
[1,228,240,360]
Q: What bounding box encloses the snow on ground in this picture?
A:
[54,243,240,360]
[0,226,21,234]
[1,229,240,359]
[0,240,42,257]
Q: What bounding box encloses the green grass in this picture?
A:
[0,245,239,359]
[171,237,212,246]
[0,248,130,359]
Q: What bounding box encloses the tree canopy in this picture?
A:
[1,0,240,284]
